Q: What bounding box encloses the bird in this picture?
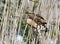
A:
[24,8,47,26]
[22,9,48,44]
[23,8,48,32]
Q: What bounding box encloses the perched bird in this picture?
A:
[23,8,48,32]
[24,8,47,26]
[23,8,48,44]
[22,9,48,44]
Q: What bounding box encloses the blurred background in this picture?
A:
[0,0,60,44]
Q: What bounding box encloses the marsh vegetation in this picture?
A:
[0,0,60,44]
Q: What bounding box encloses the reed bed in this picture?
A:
[0,0,60,44]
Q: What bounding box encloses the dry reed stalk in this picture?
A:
[1,0,8,44]
[0,0,60,44]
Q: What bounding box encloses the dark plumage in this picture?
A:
[24,8,47,26]
[23,8,48,32]
[24,8,48,44]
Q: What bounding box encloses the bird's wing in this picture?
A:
[24,8,47,24]
[36,14,45,20]
[24,8,46,20]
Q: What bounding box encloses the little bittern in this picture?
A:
[24,8,47,26]
[23,8,48,32]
